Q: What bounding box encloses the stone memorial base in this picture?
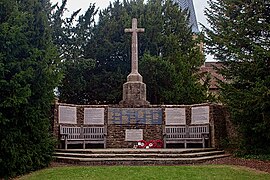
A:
[119,81,150,108]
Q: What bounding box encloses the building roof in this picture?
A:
[199,62,225,90]
[175,0,200,33]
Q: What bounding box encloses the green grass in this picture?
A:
[18,165,270,180]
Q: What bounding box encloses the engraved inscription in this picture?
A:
[165,108,186,125]
[125,129,143,141]
[108,108,162,125]
[84,108,104,125]
[59,106,77,124]
[191,106,209,124]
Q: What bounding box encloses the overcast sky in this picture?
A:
[50,0,213,60]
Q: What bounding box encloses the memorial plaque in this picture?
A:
[108,108,162,125]
[59,106,77,124]
[125,129,143,141]
[191,106,209,124]
[84,108,104,125]
[165,108,186,125]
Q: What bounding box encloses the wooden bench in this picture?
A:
[60,125,107,149]
[164,124,210,148]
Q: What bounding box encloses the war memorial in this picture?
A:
[53,18,231,153]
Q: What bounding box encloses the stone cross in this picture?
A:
[125,18,145,75]
[120,18,149,107]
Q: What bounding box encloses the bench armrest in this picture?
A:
[201,133,209,139]
[60,133,68,141]
[163,133,167,137]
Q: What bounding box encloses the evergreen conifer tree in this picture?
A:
[204,0,270,154]
[0,0,61,177]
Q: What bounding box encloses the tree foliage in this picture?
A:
[50,0,98,61]
[0,0,61,178]
[204,0,270,154]
[140,53,178,104]
[50,1,98,104]
[57,0,206,104]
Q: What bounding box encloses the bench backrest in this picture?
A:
[60,126,82,140]
[83,127,105,140]
[188,125,209,138]
[165,126,186,140]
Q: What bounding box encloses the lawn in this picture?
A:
[18,165,270,180]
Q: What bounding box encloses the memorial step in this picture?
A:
[53,154,230,165]
[53,148,230,165]
[54,150,224,159]
[55,148,217,154]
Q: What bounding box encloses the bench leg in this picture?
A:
[163,137,166,149]
[83,140,86,149]
[184,140,187,148]
[202,139,205,148]
[65,138,68,150]
[59,141,62,149]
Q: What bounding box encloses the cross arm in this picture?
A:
[125,28,133,33]
[124,28,145,33]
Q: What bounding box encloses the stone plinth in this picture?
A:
[119,80,150,108]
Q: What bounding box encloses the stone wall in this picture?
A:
[107,125,163,148]
[210,105,227,148]
[53,102,231,149]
